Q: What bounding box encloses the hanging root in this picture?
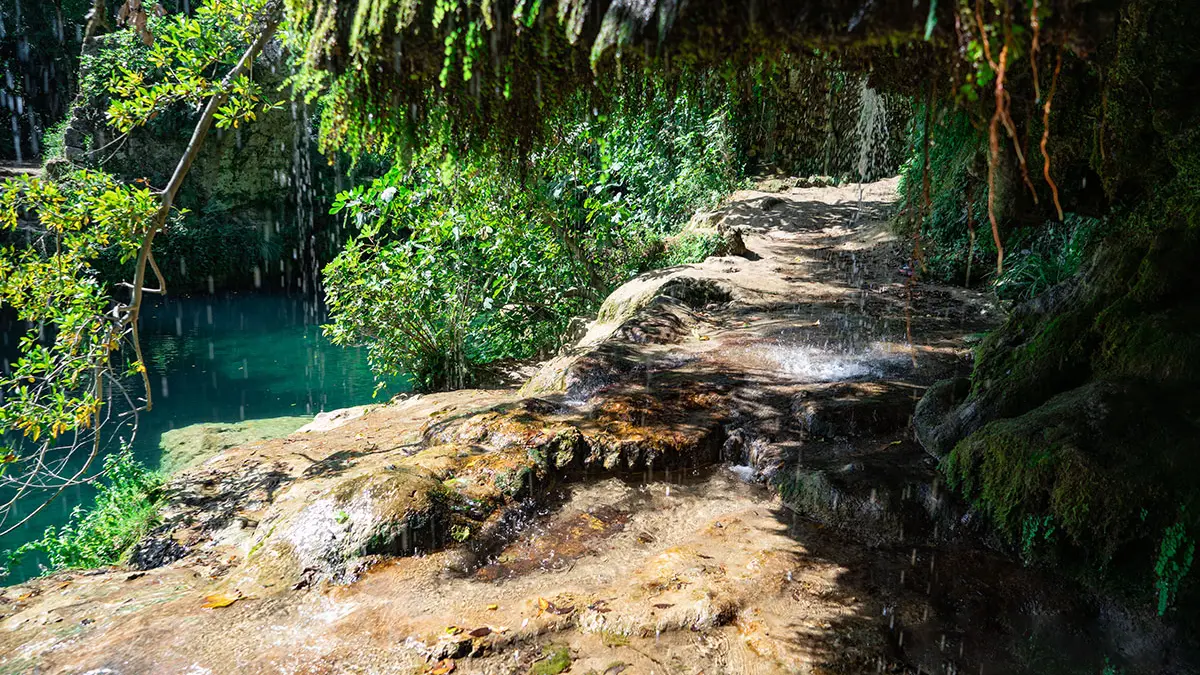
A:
[976,0,1007,276]
[902,80,937,369]
[1041,47,1065,221]
[905,276,918,368]
[1000,94,1039,205]
[917,79,934,275]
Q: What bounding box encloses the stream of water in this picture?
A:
[0,292,405,582]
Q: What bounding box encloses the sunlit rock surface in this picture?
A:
[158,416,313,476]
[2,179,1192,675]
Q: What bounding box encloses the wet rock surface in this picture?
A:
[2,179,1193,674]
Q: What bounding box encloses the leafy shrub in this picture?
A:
[661,230,725,266]
[324,158,590,391]
[40,119,71,163]
[5,450,163,574]
[896,106,993,283]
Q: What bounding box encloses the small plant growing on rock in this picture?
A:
[3,449,162,575]
[450,524,471,542]
[529,646,572,675]
[1154,516,1195,615]
[1020,514,1056,564]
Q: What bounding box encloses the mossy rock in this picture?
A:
[157,416,312,476]
[248,467,450,584]
[944,378,1200,570]
[920,222,1200,608]
[528,646,572,675]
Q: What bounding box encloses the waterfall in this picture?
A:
[854,78,891,182]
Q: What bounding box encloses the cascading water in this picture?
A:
[854,77,892,183]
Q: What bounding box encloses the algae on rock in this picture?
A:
[158,416,313,476]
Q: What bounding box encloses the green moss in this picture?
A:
[968,304,1097,419]
[944,377,1200,598]
[494,466,534,497]
[157,416,312,476]
[529,646,572,675]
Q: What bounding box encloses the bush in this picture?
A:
[324,158,590,391]
[660,230,726,266]
[40,119,71,163]
[895,106,995,284]
[5,450,163,574]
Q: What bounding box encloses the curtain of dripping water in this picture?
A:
[5,68,21,162]
[290,97,324,412]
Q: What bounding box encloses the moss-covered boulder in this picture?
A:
[919,220,1200,608]
[943,378,1199,566]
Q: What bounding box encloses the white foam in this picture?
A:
[765,342,907,383]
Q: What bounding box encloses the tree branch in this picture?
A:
[123,0,283,410]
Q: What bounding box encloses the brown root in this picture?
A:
[965,182,977,288]
[1041,48,1065,221]
[976,0,1007,276]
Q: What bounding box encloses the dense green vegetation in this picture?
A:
[324,85,741,389]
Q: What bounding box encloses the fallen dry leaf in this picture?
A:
[536,597,574,616]
[486,603,499,611]
[429,658,455,675]
[201,592,245,609]
[468,626,491,638]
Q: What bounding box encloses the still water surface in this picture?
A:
[1,292,402,582]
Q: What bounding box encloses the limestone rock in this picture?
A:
[158,416,312,476]
[677,210,750,258]
[245,467,448,584]
[296,405,374,433]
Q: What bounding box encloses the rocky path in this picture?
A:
[0,179,1176,674]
